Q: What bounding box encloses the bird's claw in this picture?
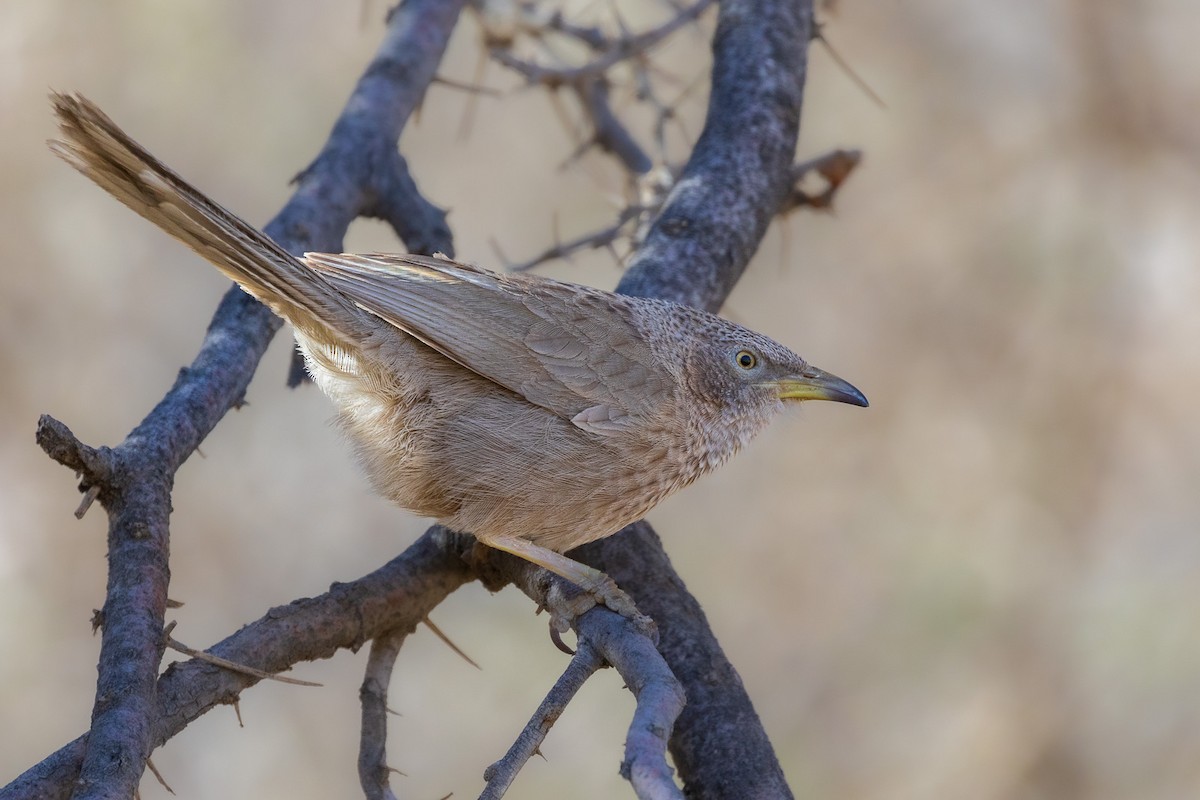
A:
[543,577,657,645]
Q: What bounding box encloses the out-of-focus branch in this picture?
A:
[501,205,643,272]
[575,77,653,174]
[486,2,857,282]
[487,0,714,88]
[287,0,462,384]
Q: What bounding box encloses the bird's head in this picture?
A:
[682,317,868,451]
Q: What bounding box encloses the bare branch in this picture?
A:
[576,77,653,175]
[489,0,715,88]
[465,539,685,799]
[480,643,605,799]
[507,205,642,272]
[359,629,410,800]
[584,613,686,800]
[5,529,475,800]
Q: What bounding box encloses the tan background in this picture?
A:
[4,1,1200,798]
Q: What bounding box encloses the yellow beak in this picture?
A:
[773,365,868,407]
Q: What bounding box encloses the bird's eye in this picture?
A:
[735,350,758,369]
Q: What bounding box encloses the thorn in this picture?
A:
[232,698,244,728]
[457,48,491,141]
[549,623,576,655]
[488,237,513,270]
[167,636,323,686]
[433,73,501,97]
[145,757,176,795]
[74,484,100,519]
[815,31,886,109]
[423,615,481,670]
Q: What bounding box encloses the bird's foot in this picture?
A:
[478,535,657,643]
[544,574,656,642]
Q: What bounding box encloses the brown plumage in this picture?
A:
[49,93,867,623]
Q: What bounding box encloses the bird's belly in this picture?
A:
[432,400,690,552]
[300,333,467,519]
[298,333,696,551]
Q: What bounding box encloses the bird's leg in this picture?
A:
[483,535,654,634]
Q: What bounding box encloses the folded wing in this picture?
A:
[304,253,673,430]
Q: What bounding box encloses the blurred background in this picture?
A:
[4,1,1200,797]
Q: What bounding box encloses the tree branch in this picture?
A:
[489,0,715,88]
[4,529,475,800]
[18,2,467,798]
[358,628,410,800]
[466,542,685,800]
[480,643,605,799]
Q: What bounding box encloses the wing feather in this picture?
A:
[303,253,672,425]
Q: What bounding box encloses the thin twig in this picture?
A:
[576,77,653,175]
[431,73,501,96]
[74,485,101,519]
[814,27,886,109]
[506,205,643,272]
[468,542,682,799]
[479,642,605,799]
[490,0,715,87]
[359,628,410,800]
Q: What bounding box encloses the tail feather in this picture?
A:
[49,92,361,344]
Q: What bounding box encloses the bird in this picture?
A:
[49,93,867,626]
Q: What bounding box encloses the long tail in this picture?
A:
[48,92,362,343]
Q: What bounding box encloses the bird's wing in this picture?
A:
[303,253,672,431]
